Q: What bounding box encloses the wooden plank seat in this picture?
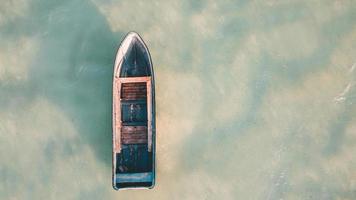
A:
[121,82,147,100]
[121,126,147,144]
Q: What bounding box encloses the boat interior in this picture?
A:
[113,33,154,189]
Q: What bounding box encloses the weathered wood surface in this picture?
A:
[121,126,147,144]
[118,76,151,83]
[121,82,147,100]
[147,80,152,152]
[113,76,152,153]
[113,79,121,153]
[116,172,153,183]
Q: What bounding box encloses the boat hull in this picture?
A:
[112,32,155,190]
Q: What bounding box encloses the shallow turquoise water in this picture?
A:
[0,0,355,199]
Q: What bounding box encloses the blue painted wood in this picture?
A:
[116,172,153,183]
[121,101,147,123]
[119,36,151,77]
[116,144,152,173]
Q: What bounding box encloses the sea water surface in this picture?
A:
[0,0,355,199]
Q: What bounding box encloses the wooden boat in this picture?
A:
[112,32,155,190]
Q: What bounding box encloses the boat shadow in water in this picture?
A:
[2,0,124,167]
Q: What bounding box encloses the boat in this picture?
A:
[112,32,155,190]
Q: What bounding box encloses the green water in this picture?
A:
[0,0,355,199]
